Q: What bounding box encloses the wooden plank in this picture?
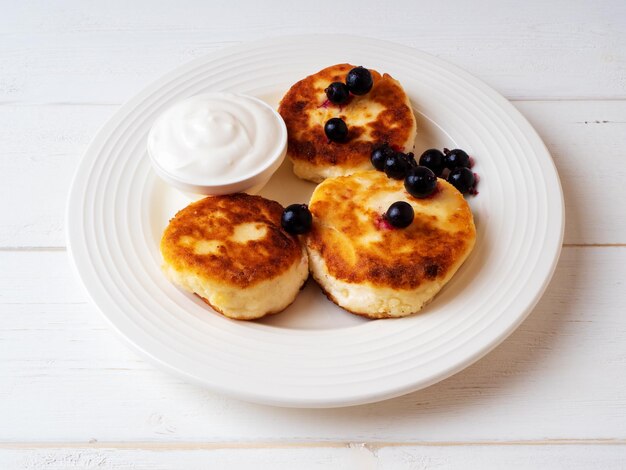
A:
[1,100,625,247]
[513,101,626,245]
[0,444,625,469]
[0,0,625,104]
[1,247,625,441]
[0,104,116,248]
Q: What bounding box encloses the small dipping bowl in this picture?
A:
[147,92,287,195]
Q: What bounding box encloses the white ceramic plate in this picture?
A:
[67,35,564,408]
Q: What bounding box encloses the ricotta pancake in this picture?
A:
[278,64,417,182]
[161,194,308,320]
[306,170,475,318]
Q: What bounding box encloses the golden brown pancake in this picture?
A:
[161,193,309,320]
[278,64,417,182]
[306,170,476,318]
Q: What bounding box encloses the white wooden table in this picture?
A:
[2,1,626,468]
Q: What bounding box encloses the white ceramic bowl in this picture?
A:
[147,93,287,195]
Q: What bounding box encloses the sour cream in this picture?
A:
[147,93,287,195]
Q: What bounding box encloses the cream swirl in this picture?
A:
[148,93,285,185]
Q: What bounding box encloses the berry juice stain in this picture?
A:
[318,97,352,111]
[318,99,331,109]
[375,215,394,230]
[469,172,480,196]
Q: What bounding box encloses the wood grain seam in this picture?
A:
[0,247,67,252]
[0,440,625,450]
[0,101,120,107]
[0,302,88,306]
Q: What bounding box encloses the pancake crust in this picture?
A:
[161,193,308,320]
[278,64,416,182]
[162,194,301,287]
[306,170,476,318]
